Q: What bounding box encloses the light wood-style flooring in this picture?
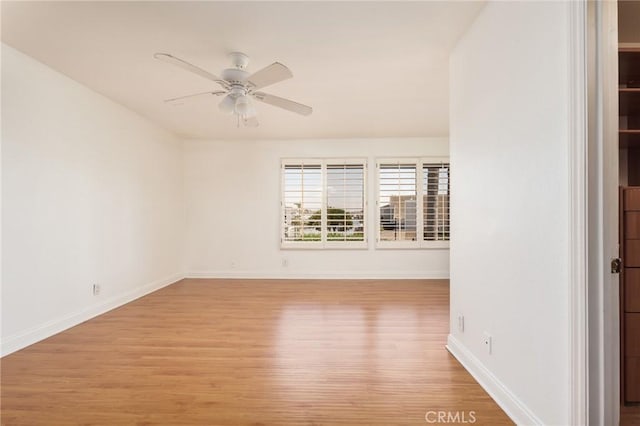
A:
[1,279,512,425]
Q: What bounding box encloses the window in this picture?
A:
[282,163,322,244]
[422,162,450,242]
[282,159,366,248]
[378,163,417,242]
[376,158,450,248]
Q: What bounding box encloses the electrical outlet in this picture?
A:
[92,284,100,296]
[458,314,465,332]
[483,332,492,354]
[282,258,288,267]
[230,261,236,269]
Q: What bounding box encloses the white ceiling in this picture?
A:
[1,1,484,140]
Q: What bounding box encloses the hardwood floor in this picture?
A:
[1,279,512,425]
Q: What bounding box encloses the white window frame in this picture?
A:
[375,157,450,249]
[281,158,368,250]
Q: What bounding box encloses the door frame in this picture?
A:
[575,0,621,424]
[568,1,589,424]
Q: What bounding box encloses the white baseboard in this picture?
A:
[446,334,542,426]
[186,270,450,280]
[1,272,184,357]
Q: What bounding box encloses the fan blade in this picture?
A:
[164,90,226,104]
[243,116,259,128]
[253,92,312,116]
[247,63,293,90]
[154,53,228,88]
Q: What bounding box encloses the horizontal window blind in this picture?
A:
[422,163,450,241]
[378,163,417,242]
[326,164,365,242]
[377,158,450,247]
[282,160,366,247]
[283,164,322,242]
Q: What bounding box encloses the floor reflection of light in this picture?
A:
[374,308,422,382]
[273,305,366,402]
[272,303,430,398]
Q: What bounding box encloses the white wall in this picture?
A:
[1,45,185,355]
[184,138,449,279]
[447,2,569,425]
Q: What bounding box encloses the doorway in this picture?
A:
[618,1,640,423]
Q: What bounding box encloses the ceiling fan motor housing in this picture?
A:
[228,51,250,69]
[221,68,249,83]
[230,86,244,95]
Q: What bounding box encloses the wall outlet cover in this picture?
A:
[483,332,492,354]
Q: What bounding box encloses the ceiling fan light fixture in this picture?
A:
[244,103,257,119]
[218,94,236,114]
[234,95,252,115]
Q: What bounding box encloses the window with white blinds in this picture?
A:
[282,159,366,248]
[326,164,365,242]
[422,163,450,242]
[378,163,417,242]
[282,163,322,243]
[376,158,450,248]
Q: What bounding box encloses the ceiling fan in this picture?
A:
[154,51,312,127]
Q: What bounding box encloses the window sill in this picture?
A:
[281,242,369,250]
[375,241,450,250]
